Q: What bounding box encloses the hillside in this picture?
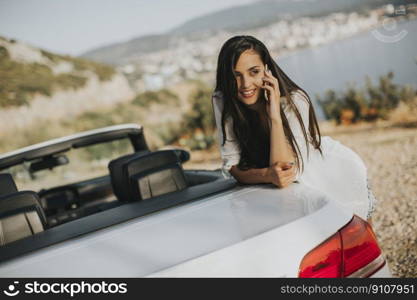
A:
[81,0,415,65]
[0,36,134,132]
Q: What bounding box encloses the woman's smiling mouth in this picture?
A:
[240,89,256,98]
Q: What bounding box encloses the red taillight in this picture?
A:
[297,231,343,277]
[298,216,384,278]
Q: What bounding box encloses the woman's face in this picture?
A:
[234,49,266,105]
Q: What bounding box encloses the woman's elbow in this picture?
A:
[229,165,241,181]
[229,165,270,185]
[229,165,250,184]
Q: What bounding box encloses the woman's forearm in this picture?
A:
[229,166,270,184]
[269,116,295,166]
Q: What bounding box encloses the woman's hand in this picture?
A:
[266,161,296,188]
[262,66,281,121]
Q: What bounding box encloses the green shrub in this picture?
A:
[64,110,119,132]
[132,82,216,150]
[40,49,63,63]
[178,131,215,151]
[154,121,184,145]
[55,73,88,90]
[41,50,116,81]
[178,82,216,150]
[0,52,54,106]
[183,83,215,134]
[132,89,179,107]
[317,72,417,124]
[69,57,115,81]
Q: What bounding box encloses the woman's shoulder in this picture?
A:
[290,89,308,103]
[284,89,309,112]
[211,90,223,101]
[212,90,225,111]
[212,90,234,129]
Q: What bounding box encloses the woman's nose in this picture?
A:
[240,75,253,88]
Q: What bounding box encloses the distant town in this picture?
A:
[118,3,417,93]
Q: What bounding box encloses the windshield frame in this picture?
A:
[0,124,148,171]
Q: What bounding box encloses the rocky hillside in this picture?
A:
[0,36,134,132]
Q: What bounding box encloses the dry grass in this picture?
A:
[388,100,417,126]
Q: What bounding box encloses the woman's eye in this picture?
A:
[251,70,260,75]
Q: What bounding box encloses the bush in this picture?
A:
[131,89,179,107]
[41,50,116,81]
[132,82,216,150]
[179,82,216,150]
[183,83,215,134]
[55,73,88,90]
[317,72,417,125]
[69,57,115,81]
[154,121,184,145]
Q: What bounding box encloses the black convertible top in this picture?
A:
[0,124,149,171]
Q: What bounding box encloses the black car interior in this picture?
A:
[0,173,46,246]
[0,148,226,247]
[0,173,18,196]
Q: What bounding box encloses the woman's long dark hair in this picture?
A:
[215,35,322,172]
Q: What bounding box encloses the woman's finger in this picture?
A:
[272,172,284,187]
[277,168,295,176]
[262,77,278,90]
[262,76,276,84]
[278,170,296,182]
[280,175,295,185]
[273,167,296,188]
[274,166,294,177]
[264,70,279,86]
[281,176,295,188]
[262,84,274,93]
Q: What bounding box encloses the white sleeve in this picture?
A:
[283,90,312,180]
[212,92,241,179]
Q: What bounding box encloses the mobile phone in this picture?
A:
[264,64,269,101]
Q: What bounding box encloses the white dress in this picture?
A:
[212,90,376,220]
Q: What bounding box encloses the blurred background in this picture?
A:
[0,0,416,277]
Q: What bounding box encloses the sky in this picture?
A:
[0,0,255,56]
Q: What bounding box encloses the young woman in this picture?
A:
[212,35,376,220]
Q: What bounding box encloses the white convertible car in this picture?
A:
[0,124,391,277]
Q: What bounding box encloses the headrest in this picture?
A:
[0,191,47,227]
[108,150,189,202]
[108,150,150,202]
[0,191,46,245]
[0,173,18,196]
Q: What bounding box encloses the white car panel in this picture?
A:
[0,183,352,277]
